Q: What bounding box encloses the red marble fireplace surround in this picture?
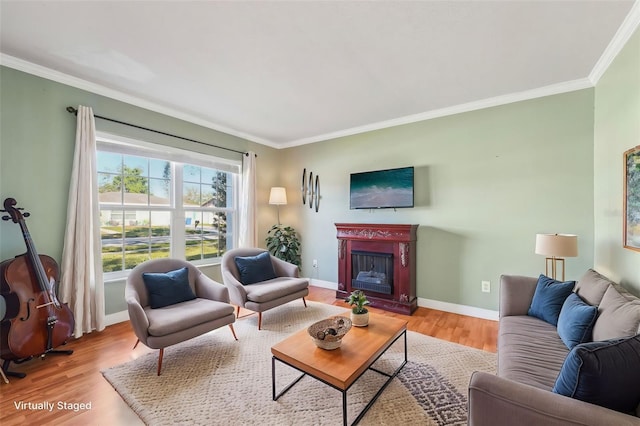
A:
[336,223,418,315]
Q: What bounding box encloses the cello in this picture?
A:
[0,198,75,378]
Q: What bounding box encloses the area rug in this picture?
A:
[102,301,496,425]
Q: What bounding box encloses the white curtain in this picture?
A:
[238,151,257,247]
[59,105,105,338]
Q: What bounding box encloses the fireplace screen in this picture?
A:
[351,251,393,295]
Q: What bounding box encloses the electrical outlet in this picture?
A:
[481,281,491,293]
[312,259,318,268]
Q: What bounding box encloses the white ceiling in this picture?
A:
[0,1,637,148]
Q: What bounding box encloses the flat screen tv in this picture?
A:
[350,166,414,209]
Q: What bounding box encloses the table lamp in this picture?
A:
[269,187,287,225]
[535,233,578,281]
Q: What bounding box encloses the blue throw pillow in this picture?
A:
[142,267,196,309]
[527,275,575,326]
[552,334,640,413]
[557,292,598,349]
[234,251,277,285]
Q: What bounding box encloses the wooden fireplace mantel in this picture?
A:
[336,223,418,315]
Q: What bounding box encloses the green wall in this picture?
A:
[3,32,637,318]
[594,27,640,295]
[279,90,596,311]
[0,67,280,316]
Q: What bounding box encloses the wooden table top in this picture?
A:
[271,313,408,390]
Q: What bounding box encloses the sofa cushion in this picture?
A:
[244,277,309,303]
[557,293,598,349]
[592,284,640,341]
[234,251,277,285]
[552,334,640,414]
[528,275,576,326]
[145,298,235,337]
[142,267,196,309]
[574,268,613,306]
[498,316,569,390]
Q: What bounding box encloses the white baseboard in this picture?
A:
[309,279,338,290]
[105,310,129,326]
[103,279,338,327]
[104,284,499,325]
[417,297,499,321]
[309,278,498,321]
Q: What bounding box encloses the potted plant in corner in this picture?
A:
[346,290,370,327]
[266,224,301,268]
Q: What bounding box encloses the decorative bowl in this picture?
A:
[307,316,352,350]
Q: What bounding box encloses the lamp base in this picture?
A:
[545,257,566,281]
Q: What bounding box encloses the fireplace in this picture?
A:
[336,223,418,315]
[351,251,393,295]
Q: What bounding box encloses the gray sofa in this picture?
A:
[468,269,640,426]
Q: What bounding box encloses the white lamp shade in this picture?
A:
[269,187,287,205]
[535,234,578,257]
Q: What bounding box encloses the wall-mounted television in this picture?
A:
[350,166,414,209]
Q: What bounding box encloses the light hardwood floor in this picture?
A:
[0,286,498,425]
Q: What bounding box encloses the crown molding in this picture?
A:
[0,53,277,148]
[1,41,621,151]
[589,0,640,85]
[281,78,594,148]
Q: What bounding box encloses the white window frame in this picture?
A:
[96,132,241,281]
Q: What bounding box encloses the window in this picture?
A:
[96,134,240,278]
[183,164,233,262]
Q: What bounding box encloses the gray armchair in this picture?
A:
[221,248,309,330]
[125,258,237,375]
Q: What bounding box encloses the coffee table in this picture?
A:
[271,313,408,425]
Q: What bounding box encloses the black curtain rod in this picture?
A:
[66,106,251,156]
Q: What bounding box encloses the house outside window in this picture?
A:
[96,134,240,279]
[183,164,234,262]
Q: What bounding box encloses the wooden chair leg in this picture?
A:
[302,297,307,308]
[157,348,164,376]
[236,305,240,318]
[0,366,9,384]
[258,312,262,330]
[229,324,238,341]
[133,339,140,350]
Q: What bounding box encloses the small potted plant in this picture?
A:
[345,290,370,327]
